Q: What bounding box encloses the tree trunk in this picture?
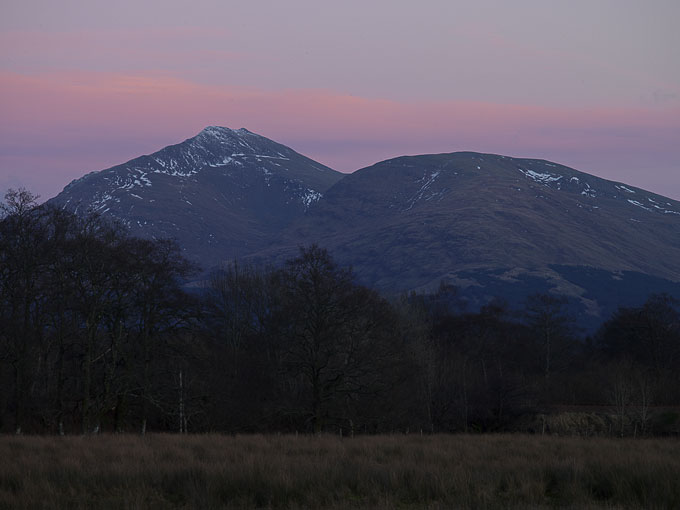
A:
[140,327,150,435]
[461,357,469,433]
[113,394,125,433]
[14,361,23,434]
[82,327,93,434]
[178,369,185,434]
[56,334,65,435]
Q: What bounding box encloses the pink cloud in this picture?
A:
[1,71,679,200]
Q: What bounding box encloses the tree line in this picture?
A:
[1,189,679,435]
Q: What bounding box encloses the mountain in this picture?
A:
[51,131,680,329]
[282,152,680,287]
[271,152,680,327]
[51,127,343,266]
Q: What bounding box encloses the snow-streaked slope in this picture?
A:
[279,151,680,291]
[51,127,342,266]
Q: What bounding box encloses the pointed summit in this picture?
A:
[50,128,343,265]
[194,126,253,144]
[185,125,299,162]
[198,125,251,136]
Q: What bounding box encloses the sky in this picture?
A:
[1,0,679,201]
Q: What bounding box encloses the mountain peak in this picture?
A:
[51,128,343,265]
[197,126,251,138]
[189,126,280,156]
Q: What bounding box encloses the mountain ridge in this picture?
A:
[281,151,680,289]
[49,128,680,328]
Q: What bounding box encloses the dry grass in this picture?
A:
[1,433,679,509]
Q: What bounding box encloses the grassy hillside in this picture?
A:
[2,433,679,509]
[283,152,680,291]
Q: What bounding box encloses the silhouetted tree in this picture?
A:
[524,293,575,401]
[0,189,46,433]
[1,191,197,433]
[597,294,680,404]
[271,245,398,433]
[205,261,269,378]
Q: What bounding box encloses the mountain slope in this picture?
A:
[50,134,680,328]
[51,127,343,266]
[280,152,680,292]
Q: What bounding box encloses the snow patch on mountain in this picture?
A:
[628,199,653,212]
[581,183,597,198]
[518,167,563,185]
[89,192,116,211]
[152,165,197,177]
[301,189,322,209]
[626,198,680,215]
[404,170,447,211]
[208,157,235,167]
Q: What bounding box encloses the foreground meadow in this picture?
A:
[1,434,679,509]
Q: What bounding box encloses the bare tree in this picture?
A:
[525,293,573,400]
[608,360,633,437]
[205,261,268,378]
[0,189,45,433]
[272,245,397,433]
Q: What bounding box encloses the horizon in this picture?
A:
[1,0,679,201]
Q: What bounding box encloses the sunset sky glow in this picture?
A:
[1,0,679,200]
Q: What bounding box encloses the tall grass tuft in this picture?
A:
[1,433,679,509]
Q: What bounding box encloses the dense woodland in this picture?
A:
[1,189,679,436]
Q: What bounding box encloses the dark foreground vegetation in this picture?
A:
[2,433,680,509]
[2,188,680,436]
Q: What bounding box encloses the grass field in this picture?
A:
[1,433,679,509]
